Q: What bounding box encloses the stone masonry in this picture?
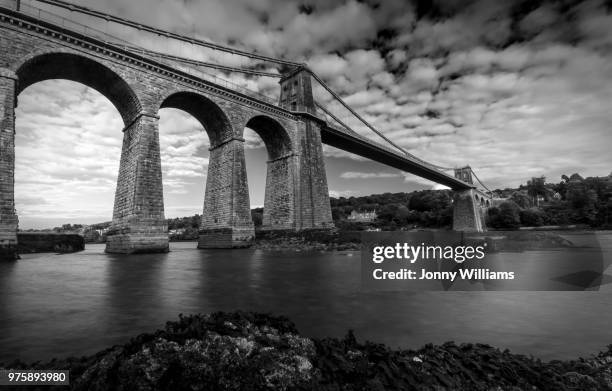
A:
[0,68,19,260]
[105,112,169,253]
[278,68,334,231]
[0,7,335,256]
[452,189,488,232]
[0,6,485,258]
[198,138,255,248]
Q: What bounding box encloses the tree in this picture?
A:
[510,192,532,208]
[520,208,545,227]
[527,176,546,205]
[251,208,263,227]
[488,201,521,229]
[566,175,591,209]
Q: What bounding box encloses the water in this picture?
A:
[1,232,612,363]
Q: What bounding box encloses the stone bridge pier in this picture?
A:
[452,189,489,232]
[0,68,19,260]
[196,111,334,248]
[197,136,255,248]
[451,167,490,232]
[105,111,169,254]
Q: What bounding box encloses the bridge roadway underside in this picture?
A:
[320,126,488,233]
[320,126,473,191]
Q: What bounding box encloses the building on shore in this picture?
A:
[347,210,377,222]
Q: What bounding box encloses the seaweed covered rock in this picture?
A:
[252,229,360,252]
[2,312,612,390]
[73,312,316,391]
[312,335,612,390]
[1,312,317,391]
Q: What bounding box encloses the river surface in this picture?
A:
[1,232,612,363]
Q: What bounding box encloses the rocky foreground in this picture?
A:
[2,312,612,390]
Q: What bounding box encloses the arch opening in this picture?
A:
[244,115,294,230]
[15,52,140,126]
[14,80,124,233]
[157,106,211,243]
[245,116,292,161]
[160,92,232,147]
[160,92,255,245]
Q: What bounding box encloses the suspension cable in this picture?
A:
[310,69,459,172]
[315,102,353,132]
[26,0,465,177]
[123,45,282,78]
[317,99,455,172]
[32,0,302,67]
[19,0,476,182]
[470,168,492,194]
[311,72,454,173]
[309,70,411,157]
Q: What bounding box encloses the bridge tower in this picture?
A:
[279,65,316,115]
[452,189,487,232]
[454,166,473,184]
[450,165,486,232]
[275,67,334,231]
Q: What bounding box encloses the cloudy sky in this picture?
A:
[14,0,612,228]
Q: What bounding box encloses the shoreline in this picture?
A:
[20,227,605,255]
[1,311,610,390]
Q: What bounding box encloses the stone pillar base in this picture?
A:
[197,228,254,249]
[452,189,485,232]
[259,225,294,231]
[255,227,334,240]
[105,233,169,254]
[0,244,19,261]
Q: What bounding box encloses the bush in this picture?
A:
[488,201,521,229]
[519,207,545,227]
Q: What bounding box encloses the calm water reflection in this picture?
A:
[1,232,612,363]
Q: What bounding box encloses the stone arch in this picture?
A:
[6,51,168,254]
[159,91,232,147]
[244,115,295,230]
[157,91,253,248]
[13,50,140,126]
[245,115,292,160]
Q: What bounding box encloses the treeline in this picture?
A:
[330,190,453,230]
[36,172,612,238]
[488,173,612,229]
[166,215,201,240]
[328,172,612,230]
[251,192,453,230]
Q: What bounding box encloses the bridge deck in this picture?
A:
[321,123,473,190]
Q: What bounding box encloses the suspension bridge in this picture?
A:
[0,0,492,257]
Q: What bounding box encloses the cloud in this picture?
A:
[340,171,402,179]
[329,190,356,198]
[249,1,378,58]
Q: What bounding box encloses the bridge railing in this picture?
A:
[0,0,278,105]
